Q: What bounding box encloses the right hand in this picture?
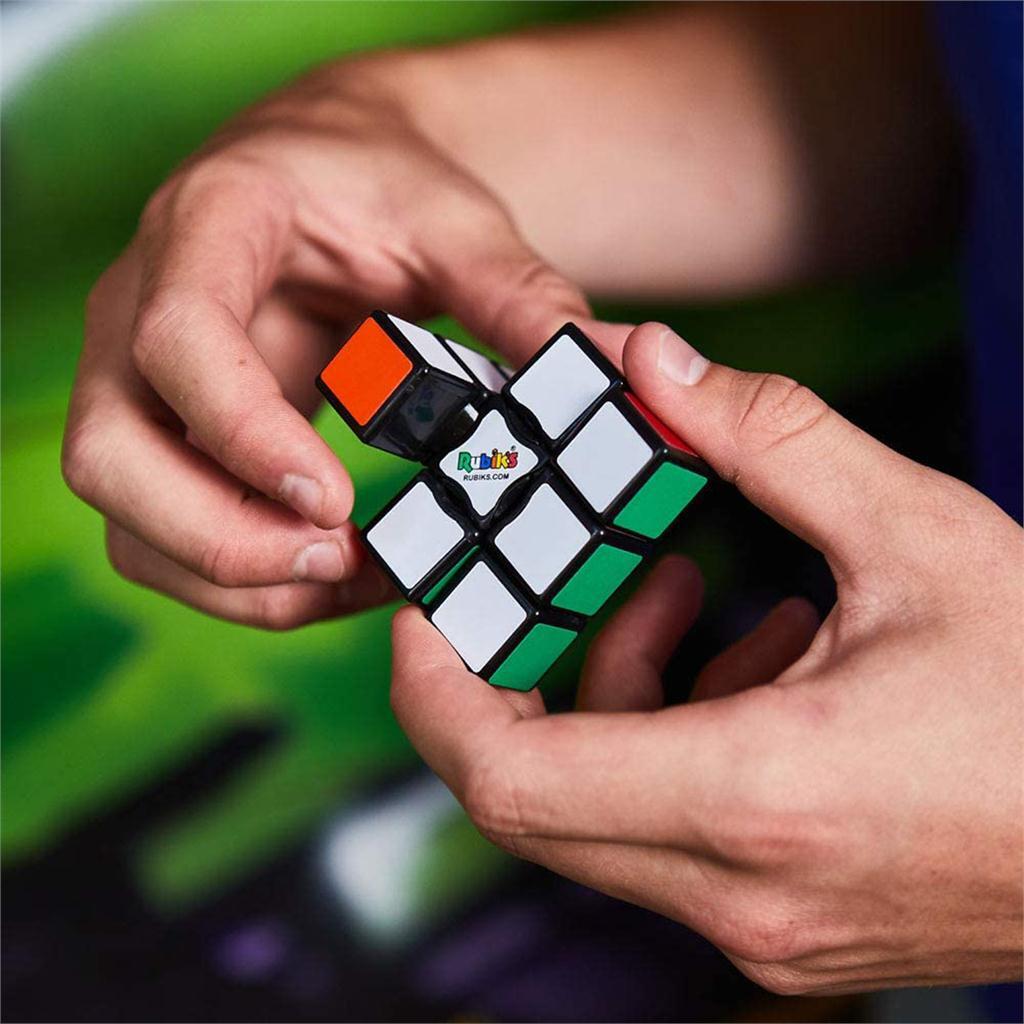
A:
[391,324,1024,994]
[62,56,595,628]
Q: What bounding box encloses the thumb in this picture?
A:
[623,322,916,580]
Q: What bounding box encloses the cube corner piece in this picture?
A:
[554,390,709,541]
[316,311,487,462]
[426,551,583,691]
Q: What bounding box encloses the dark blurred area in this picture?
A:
[1,3,1017,1022]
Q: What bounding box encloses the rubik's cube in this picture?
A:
[317,311,709,691]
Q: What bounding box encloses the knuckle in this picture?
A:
[105,526,143,585]
[176,154,290,211]
[130,289,194,379]
[734,374,829,457]
[462,753,527,844]
[714,784,834,871]
[710,897,816,967]
[738,960,815,996]
[253,587,309,631]
[137,182,173,236]
[141,155,292,252]
[488,257,587,339]
[705,707,840,870]
[196,535,247,588]
[474,822,526,859]
[61,418,107,503]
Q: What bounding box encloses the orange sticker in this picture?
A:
[320,318,413,426]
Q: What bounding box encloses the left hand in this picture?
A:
[390,323,1023,995]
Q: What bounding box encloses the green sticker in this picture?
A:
[422,547,476,606]
[552,545,642,615]
[489,624,577,692]
[613,463,706,538]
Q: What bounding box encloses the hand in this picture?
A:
[62,56,594,628]
[391,323,1023,994]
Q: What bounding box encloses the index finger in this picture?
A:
[131,167,353,527]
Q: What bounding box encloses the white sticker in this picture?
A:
[439,409,540,516]
[508,333,610,439]
[389,315,472,383]
[365,481,464,589]
[557,402,652,513]
[431,560,527,673]
[494,483,590,595]
[445,339,507,392]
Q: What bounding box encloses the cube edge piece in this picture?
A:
[609,391,710,539]
[442,336,510,393]
[486,466,649,614]
[488,469,591,601]
[362,469,476,603]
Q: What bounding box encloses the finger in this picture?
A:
[67,257,360,588]
[392,613,730,925]
[68,394,363,587]
[577,555,704,712]
[390,606,527,792]
[131,169,353,527]
[105,521,395,627]
[622,322,926,581]
[420,207,600,367]
[691,597,820,702]
[245,289,351,418]
[391,606,756,850]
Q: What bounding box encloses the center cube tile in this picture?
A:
[436,406,542,519]
[428,551,583,689]
[490,472,650,615]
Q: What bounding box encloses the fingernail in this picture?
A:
[657,327,709,386]
[279,473,323,521]
[292,541,346,582]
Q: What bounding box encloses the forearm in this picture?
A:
[366,3,959,299]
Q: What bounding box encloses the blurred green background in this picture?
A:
[2,2,958,1019]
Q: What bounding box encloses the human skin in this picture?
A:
[62,3,1023,991]
[391,324,1024,995]
[62,3,955,626]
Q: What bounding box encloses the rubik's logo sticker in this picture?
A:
[317,311,710,691]
[456,446,519,474]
